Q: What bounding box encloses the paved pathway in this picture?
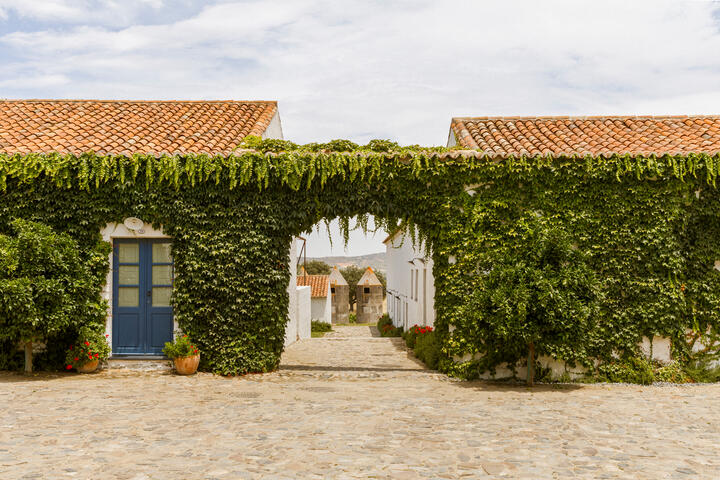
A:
[1,325,720,479]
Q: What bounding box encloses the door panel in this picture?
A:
[115,313,142,350]
[149,312,174,350]
[112,239,174,355]
[146,239,174,354]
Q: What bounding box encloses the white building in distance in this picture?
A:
[383,229,435,331]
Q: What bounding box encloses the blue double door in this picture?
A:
[112,239,174,355]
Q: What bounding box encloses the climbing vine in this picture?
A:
[0,136,719,377]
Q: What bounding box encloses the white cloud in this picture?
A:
[1,0,719,254]
[0,0,719,148]
[0,0,166,26]
[0,73,68,89]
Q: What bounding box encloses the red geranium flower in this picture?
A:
[94,354,99,358]
[66,365,72,370]
[69,346,73,350]
[74,357,78,361]
[84,341,90,346]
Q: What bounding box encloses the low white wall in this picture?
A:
[297,286,311,340]
[640,336,672,363]
[310,294,331,324]
[453,334,692,381]
[284,239,299,347]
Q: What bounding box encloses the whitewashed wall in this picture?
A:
[384,230,435,330]
[262,111,284,140]
[297,286,311,340]
[285,238,300,347]
[310,285,332,324]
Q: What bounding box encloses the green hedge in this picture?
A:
[0,140,719,377]
[377,314,402,337]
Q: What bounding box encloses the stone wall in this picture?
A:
[356,285,384,324]
[331,284,349,324]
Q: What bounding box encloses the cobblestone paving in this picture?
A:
[2,325,720,479]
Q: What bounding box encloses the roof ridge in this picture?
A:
[452,114,720,121]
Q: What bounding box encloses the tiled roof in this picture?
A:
[297,274,329,298]
[0,99,278,155]
[450,116,720,158]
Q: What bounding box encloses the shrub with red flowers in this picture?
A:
[65,327,111,370]
[162,333,199,359]
[376,314,402,337]
[403,324,433,349]
[403,324,439,369]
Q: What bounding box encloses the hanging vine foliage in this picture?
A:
[0,136,719,376]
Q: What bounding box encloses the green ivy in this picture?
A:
[1,137,719,376]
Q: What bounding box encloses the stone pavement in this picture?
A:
[1,325,719,479]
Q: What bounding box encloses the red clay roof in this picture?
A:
[297,274,329,298]
[450,116,720,157]
[0,99,278,156]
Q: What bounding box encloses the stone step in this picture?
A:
[107,358,172,372]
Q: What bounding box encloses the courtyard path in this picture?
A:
[1,325,719,479]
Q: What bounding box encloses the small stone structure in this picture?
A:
[356,267,384,324]
[328,266,349,324]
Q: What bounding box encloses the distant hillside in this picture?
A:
[308,252,386,272]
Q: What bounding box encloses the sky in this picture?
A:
[1,0,719,255]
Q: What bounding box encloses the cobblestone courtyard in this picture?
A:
[2,325,720,479]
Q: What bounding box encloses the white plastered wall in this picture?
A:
[262,111,284,140]
[310,287,331,324]
[100,221,173,355]
[285,238,300,346]
[384,229,435,330]
[296,286,311,341]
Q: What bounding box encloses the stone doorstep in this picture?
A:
[107,357,172,372]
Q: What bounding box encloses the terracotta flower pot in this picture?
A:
[77,359,99,373]
[173,354,200,375]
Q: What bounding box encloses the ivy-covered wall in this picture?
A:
[437,155,720,378]
[1,141,719,376]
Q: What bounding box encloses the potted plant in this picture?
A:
[65,328,111,373]
[163,334,200,375]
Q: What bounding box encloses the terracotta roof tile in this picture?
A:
[450,115,720,157]
[0,99,278,156]
[297,274,329,298]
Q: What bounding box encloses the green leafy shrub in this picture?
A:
[683,359,720,383]
[349,312,357,324]
[456,218,601,385]
[402,329,417,349]
[597,357,655,385]
[403,324,433,348]
[655,361,691,383]
[65,327,111,370]
[311,321,332,333]
[0,219,109,372]
[402,325,439,369]
[377,314,402,337]
[163,334,199,359]
[414,331,440,370]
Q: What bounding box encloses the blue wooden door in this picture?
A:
[112,239,174,355]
